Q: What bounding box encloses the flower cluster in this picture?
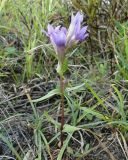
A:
[43,12,88,74]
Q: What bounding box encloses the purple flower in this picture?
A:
[42,12,88,64]
[47,24,67,48]
[66,12,88,45]
[43,24,67,63]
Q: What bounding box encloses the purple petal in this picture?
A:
[73,12,83,24]
[83,33,89,39]
[76,12,83,21]
[75,26,88,41]
[47,24,54,35]
[79,33,89,41]
[50,31,66,47]
[79,26,88,35]
[57,31,66,46]
[75,21,81,35]
[55,26,61,32]
[61,27,67,34]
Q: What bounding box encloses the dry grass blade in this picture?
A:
[116,131,128,160]
[23,150,35,160]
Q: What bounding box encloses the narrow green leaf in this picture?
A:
[63,124,80,133]
[32,88,60,102]
[57,134,73,160]
[66,83,85,92]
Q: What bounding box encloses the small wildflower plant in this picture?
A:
[43,11,88,147]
